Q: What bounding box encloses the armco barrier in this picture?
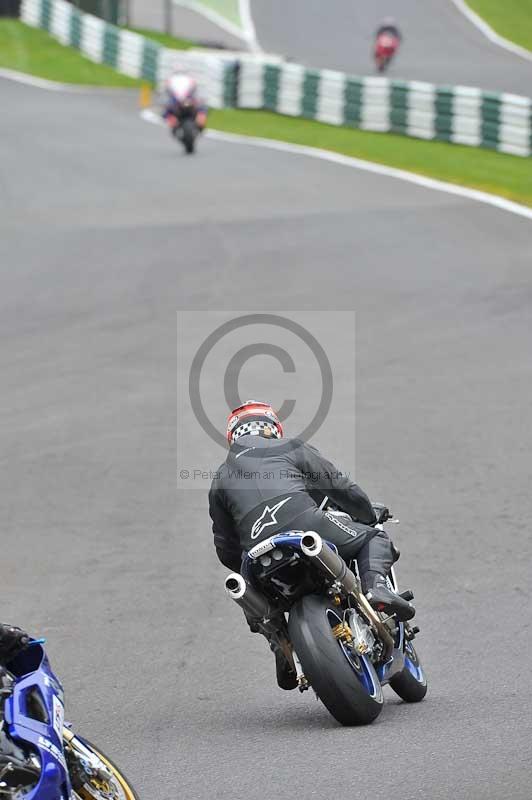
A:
[20,0,532,157]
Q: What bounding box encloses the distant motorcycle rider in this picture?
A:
[374,16,402,72]
[209,401,415,686]
[375,17,402,43]
[162,72,208,134]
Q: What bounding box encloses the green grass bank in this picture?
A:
[210,110,532,207]
[0,19,141,85]
[465,0,532,52]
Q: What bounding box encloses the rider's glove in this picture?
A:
[0,624,30,665]
[371,504,392,524]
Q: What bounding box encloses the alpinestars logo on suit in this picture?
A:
[250,497,292,539]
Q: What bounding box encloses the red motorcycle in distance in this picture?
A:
[374,28,401,73]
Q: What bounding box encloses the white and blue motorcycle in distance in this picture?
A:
[225,505,427,726]
[0,638,139,799]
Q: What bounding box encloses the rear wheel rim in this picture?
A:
[326,609,383,701]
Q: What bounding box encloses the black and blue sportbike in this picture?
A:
[0,637,138,799]
[225,505,427,726]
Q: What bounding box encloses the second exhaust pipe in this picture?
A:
[225,573,272,621]
[300,531,358,594]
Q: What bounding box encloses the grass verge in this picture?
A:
[0,19,141,86]
[464,0,532,52]
[210,109,532,207]
[127,27,195,50]
[1,20,530,206]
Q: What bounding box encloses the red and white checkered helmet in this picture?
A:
[226,400,283,445]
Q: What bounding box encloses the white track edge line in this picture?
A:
[239,0,261,52]
[449,0,532,62]
[140,111,532,221]
[0,67,80,91]
[0,67,135,93]
[171,0,252,46]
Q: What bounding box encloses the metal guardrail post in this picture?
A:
[0,0,22,15]
[164,0,171,35]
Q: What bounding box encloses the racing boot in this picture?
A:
[273,647,298,691]
[246,611,298,690]
[363,573,415,622]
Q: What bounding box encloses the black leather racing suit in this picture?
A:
[162,91,208,129]
[208,435,395,587]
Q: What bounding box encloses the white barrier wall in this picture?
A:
[20,0,532,157]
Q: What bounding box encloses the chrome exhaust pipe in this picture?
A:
[301,532,395,655]
[300,531,358,594]
[224,573,272,620]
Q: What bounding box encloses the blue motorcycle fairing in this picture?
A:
[4,642,72,800]
[242,531,339,579]
[242,531,303,582]
[246,531,339,560]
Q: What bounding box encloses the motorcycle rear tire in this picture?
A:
[181,119,197,154]
[288,594,383,726]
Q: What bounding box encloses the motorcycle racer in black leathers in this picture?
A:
[162,73,208,134]
[209,401,415,686]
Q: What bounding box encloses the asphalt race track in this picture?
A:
[130,1,244,50]
[132,0,532,95]
[251,0,532,96]
[1,77,532,799]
